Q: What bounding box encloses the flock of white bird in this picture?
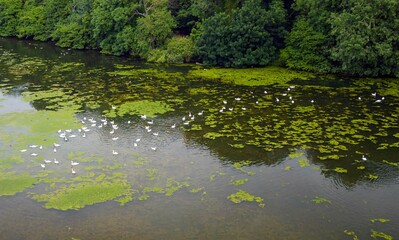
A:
[19,87,384,175]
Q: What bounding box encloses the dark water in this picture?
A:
[0,37,398,240]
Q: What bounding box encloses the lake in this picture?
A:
[0,37,398,240]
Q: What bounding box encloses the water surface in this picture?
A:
[0,38,398,240]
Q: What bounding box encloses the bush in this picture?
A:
[166,36,195,63]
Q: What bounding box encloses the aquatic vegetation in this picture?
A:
[104,100,174,118]
[311,197,331,204]
[368,174,379,180]
[227,190,264,207]
[343,230,359,240]
[164,178,190,197]
[32,181,131,210]
[0,155,24,171]
[232,161,255,175]
[370,230,393,240]
[0,110,80,148]
[333,167,348,173]
[0,172,38,196]
[298,158,310,167]
[370,218,390,223]
[229,177,248,186]
[188,66,314,86]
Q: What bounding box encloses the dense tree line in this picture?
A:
[1,0,398,76]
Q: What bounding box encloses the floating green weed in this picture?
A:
[311,197,331,204]
[343,230,359,240]
[229,178,248,186]
[334,167,348,173]
[0,172,38,196]
[382,160,398,167]
[104,100,174,118]
[228,190,264,207]
[32,181,131,210]
[370,218,390,223]
[0,110,79,148]
[370,230,393,240]
[188,66,313,86]
[298,158,310,167]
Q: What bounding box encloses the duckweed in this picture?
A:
[104,100,174,118]
[311,197,331,204]
[32,181,131,210]
[0,172,38,196]
[227,190,264,207]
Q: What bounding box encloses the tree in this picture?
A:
[330,0,399,76]
[280,17,330,72]
[134,7,176,57]
[0,0,23,36]
[197,0,286,67]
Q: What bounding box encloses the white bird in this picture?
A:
[112,150,119,155]
[291,100,295,104]
[69,134,77,138]
[235,97,241,101]
[54,143,60,147]
[282,93,287,96]
[362,155,367,161]
[223,101,227,104]
[151,147,157,151]
[182,116,186,121]
[276,98,280,102]
[40,163,46,169]
[136,138,141,142]
[112,105,117,110]
[183,122,190,125]
[29,145,38,148]
[371,92,377,97]
[153,132,159,136]
[71,161,79,166]
[82,133,86,138]
[147,120,153,124]
[311,100,314,103]
[53,148,57,153]
[242,107,247,110]
[39,145,43,150]
[127,120,131,124]
[31,153,38,156]
[65,129,72,133]
[198,111,204,116]
[44,159,52,164]
[71,168,76,175]
[229,108,233,111]
[264,91,267,94]
[112,137,119,141]
[287,87,291,91]
[110,129,115,134]
[358,97,362,100]
[112,124,118,130]
[141,115,147,119]
[134,143,138,147]
[171,124,176,128]
[54,159,59,164]
[20,149,27,152]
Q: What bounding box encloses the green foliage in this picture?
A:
[0,0,23,36]
[280,17,330,72]
[166,36,195,63]
[16,3,46,39]
[197,0,287,67]
[330,0,399,76]
[134,8,176,57]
